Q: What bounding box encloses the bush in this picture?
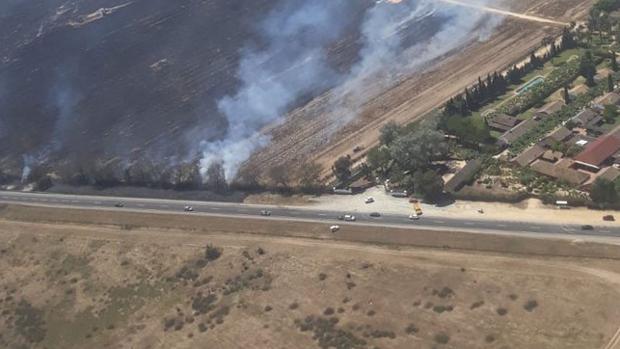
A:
[470,301,484,310]
[323,307,335,316]
[289,302,299,310]
[318,273,327,281]
[496,307,508,316]
[405,324,419,335]
[523,300,539,312]
[205,244,222,261]
[434,332,450,345]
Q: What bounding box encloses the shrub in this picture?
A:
[523,300,538,312]
[205,244,222,261]
[264,305,273,312]
[324,307,335,316]
[434,332,450,345]
[405,324,419,335]
[496,307,508,316]
[318,273,327,281]
[470,301,484,310]
[485,334,496,343]
[289,302,299,310]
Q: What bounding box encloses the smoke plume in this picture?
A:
[199,0,506,181]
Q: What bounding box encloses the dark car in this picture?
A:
[114,202,124,208]
[581,225,594,231]
[260,210,272,216]
[369,212,381,218]
[603,215,615,221]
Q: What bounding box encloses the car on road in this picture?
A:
[369,212,381,218]
[581,224,594,231]
[603,215,615,221]
[365,197,375,204]
[184,206,194,212]
[409,213,420,221]
[114,202,124,208]
[338,215,356,222]
[330,225,340,233]
[260,210,272,216]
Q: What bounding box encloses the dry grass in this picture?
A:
[0,205,620,348]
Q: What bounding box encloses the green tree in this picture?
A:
[413,170,445,203]
[591,178,618,205]
[608,73,615,92]
[366,146,391,177]
[563,86,571,104]
[580,51,597,87]
[379,122,402,146]
[332,156,352,183]
[612,50,618,72]
[604,104,618,123]
[389,127,447,172]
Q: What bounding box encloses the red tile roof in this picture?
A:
[574,134,620,168]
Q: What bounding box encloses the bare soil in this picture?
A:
[1,204,620,348]
[250,0,595,178]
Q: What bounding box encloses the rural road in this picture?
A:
[0,191,618,239]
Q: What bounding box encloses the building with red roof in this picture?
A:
[573,134,620,171]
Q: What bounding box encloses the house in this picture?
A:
[596,67,615,82]
[541,150,563,163]
[535,100,564,117]
[573,134,620,172]
[530,159,591,185]
[569,84,589,97]
[444,159,483,193]
[541,126,572,147]
[593,92,620,110]
[571,109,599,127]
[498,118,540,146]
[487,114,521,132]
[349,177,374,193]
[582,166,620,190]
[512,144,546,167]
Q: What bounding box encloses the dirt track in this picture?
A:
[250,0,594,178]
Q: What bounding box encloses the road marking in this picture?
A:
[137,204,145,207]
[497,224,507,228]
[601,230,612,233]
[211,207,221,210]
[318,213,327,216]
[160,205,169,208]
[464,222,474,226]
[94,201,102,205]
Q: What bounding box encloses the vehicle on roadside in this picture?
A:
[260,210,272,216]
[330,225,340,233]
[338,214,356,221]
[581,224,594,231]
[478,208,484,214]
[603,215,615,221]
[409,213,420,221]
[409,198,419,203]
[184,206,194,212]
[114,202,124,208]
[365,197,375,204]
[369,212,381,218]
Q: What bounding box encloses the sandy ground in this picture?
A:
[250,186,619,227]
[250,0,594,179]
[1,207,620,349]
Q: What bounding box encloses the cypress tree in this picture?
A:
[563,86,571,104]
[612,51,618,72]
[608,74,615,92]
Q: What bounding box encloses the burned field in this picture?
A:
[0,217,619,349]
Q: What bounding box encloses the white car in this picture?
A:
[345,215,356,222]
[409,213,420,221]
[330,225,340,233]
[365,197,375,204]
[184,206,194,212]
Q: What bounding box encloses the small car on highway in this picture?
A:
[338,215,356,222]
[369,212,381,218]
[409,213,420,221]
[581,224,594,231]
[603,215,615,221]
[114,202,124,208]
[365,197,375,204]
[260,210,272,216]
[184,206,194,212]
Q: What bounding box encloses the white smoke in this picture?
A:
[199,0,506,181]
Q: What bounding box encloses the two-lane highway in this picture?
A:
[0,191,618,238]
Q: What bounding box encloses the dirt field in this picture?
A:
[250,0,595,178]
[1,205,620,349]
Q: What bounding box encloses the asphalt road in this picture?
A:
[0,191,618,238]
